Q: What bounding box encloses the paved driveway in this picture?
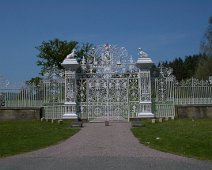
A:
[0,123,211,170]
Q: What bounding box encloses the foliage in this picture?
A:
[183,55,205,78]
[200,16,212,56]
[35,39,94,76]
[168,57,184,81]
[132,119,212,161]
[195,16,212,80]
[0,120,79,157]
[26,77,42,86]
[160,54,204,81]
[150,64,160,78]
[195,56,212,80]
[77,42,94,60]
[36,38,78,75]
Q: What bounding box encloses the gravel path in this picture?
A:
[0,122,211,170]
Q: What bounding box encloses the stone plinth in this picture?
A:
[138,112,154,118]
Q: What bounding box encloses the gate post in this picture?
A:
[61,49,79,119]
[136,48,154,118]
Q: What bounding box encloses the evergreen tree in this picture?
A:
[184,54,203,79]
[158,54,204,81]
[168,57,184,81]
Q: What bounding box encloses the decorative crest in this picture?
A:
[80,44,137,74]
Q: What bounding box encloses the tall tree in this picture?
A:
[200,16,212,56]
[168,57,185,81]
[195,56,212,80]
[184,54,202,78]
[196,16,212,79]
[36,38,78,75]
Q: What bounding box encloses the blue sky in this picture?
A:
[0,0,212,82]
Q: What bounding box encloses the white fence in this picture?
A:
[154,77,212,118]
[0,80,66,119]
[1,88,43,107]
[43,105,65,120]
[154,103,175,118]
[0,81,65,107]
[1,75,212,119]
[174,85,212,105]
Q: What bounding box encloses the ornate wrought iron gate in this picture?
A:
[72,44,153,121]
[77,75,130,121]
[75,45,131,121]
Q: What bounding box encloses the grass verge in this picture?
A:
[0,120,80,157]
[131,119,212,161]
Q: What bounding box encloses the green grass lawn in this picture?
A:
[131,119,212,161]
[0,120,80,157]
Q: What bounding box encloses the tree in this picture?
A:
[183,54,203,78]
[200,16,212,56]
[36,38,78,75]
[26,77,42,86]
[158,54,205,81]
[150,64,160,78]
[196,16,212,79]
[195,56,212,80]
[78,42,94,57]
[168,57,185,81]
